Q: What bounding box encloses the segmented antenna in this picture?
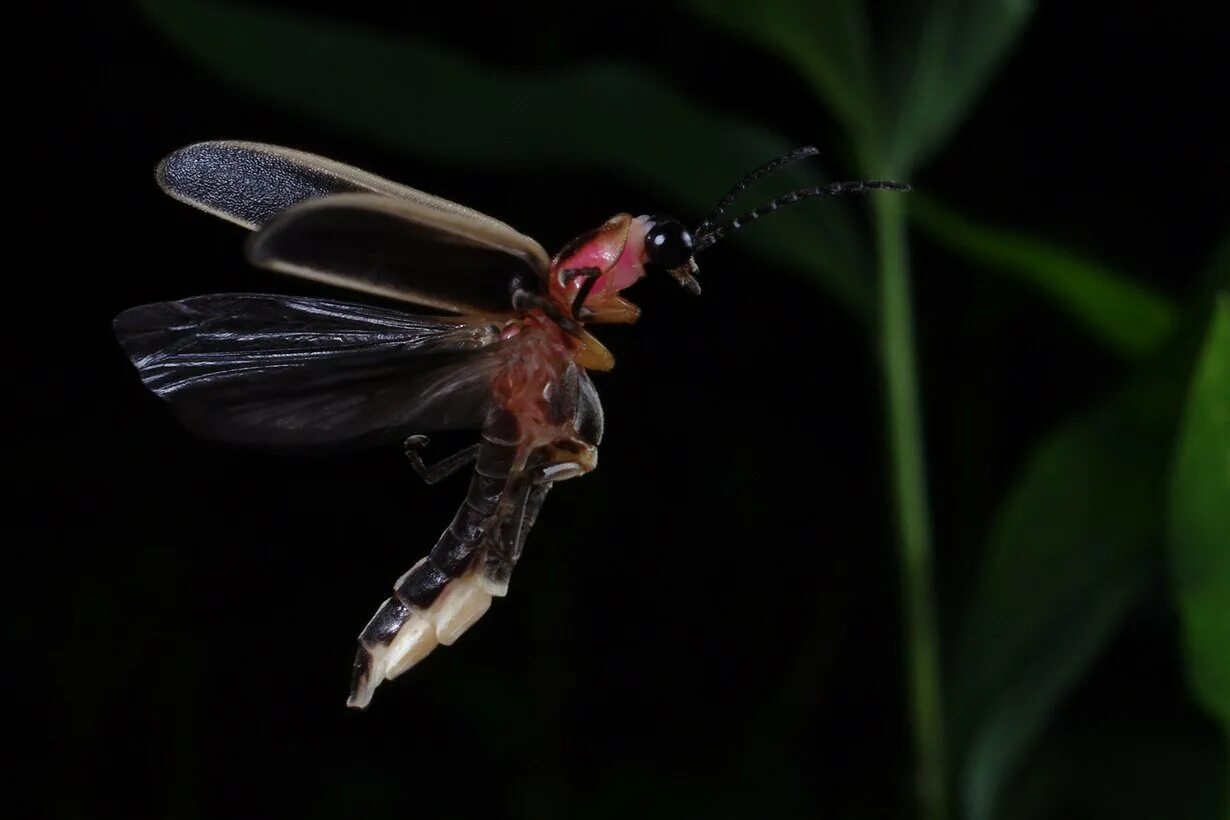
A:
[694,146,821,239]
[692,179,911,253]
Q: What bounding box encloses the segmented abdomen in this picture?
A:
[393,406,524,608]
[350,405,536,705]
[349,319,604,707]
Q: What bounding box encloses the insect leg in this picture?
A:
[512,288,581,335]
[559,266,602,320]
[479,476,532,588]
[402,435,480,484]
[480,467,561,595]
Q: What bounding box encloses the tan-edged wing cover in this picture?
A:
[157,141,550,313]
[247,192,547,315]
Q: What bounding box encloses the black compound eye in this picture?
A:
[643,216,694,270]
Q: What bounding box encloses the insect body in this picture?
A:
[115,142,906,707]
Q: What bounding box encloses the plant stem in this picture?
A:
[875,193,949,820]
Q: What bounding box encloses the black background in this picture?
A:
[24,2,1228,818]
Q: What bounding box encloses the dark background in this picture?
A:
[23,2,1227,818]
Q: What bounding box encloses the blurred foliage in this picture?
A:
[138,0,872,312]
[910,195,1179,359]
[1169,296,1230,733]
[952,362,1186,820]
[681,0,1036,175]
[1003,718,1228,820]
[137,0,1229,818]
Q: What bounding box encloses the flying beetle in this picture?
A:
[114,141,908,708]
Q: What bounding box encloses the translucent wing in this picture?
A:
[246,192,548,314]
[156,142,550,314]
[114,294,505,448]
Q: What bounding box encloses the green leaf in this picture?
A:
[1000,717,1228,820]
[1169,294,1230,733]
[682,0,1035,174]
[910,194,1179,358]
[952,366,1187,820]
[881,0,1036,173]
[138,0,873,313]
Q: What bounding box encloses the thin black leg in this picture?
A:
[481,470,554,593]
[560,266,602,320]
[403,435,480,485]
[495,476,533,562]
[512,288,581,335]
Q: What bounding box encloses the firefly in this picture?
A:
[114,142,908,707]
